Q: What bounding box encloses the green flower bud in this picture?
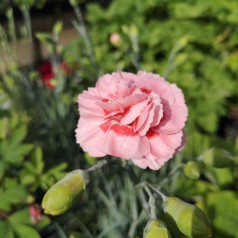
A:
[130,25,138,37]
[183,161,200,180]
[162,197,212,238]
[42,170,87,215]
[69,0,80,6]
[143,219,171,238]
[200,147,234,168]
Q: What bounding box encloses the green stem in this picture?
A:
[144,184,157,219]
[130,35,140,71]
[6,8,17,43]
[70,212,94,238]
[163,42,181,78]
[146,183,167,202]
[72,4,98,76]
[21,6,32,41]
[86,159,108,173]
[157,164,183,190]
[128,210,147,238]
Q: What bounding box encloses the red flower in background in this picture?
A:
[39,61,54,89]
[29,204,42,224]
[38,61,72,89]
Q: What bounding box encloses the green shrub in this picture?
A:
[0,109,66,238]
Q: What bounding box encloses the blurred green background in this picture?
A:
[0,0,238,237]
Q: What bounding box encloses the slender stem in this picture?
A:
[72,4,98,76]
[97,219,129,238]
[70,212,94,238]
[163,42,181,78]
[128,210,147,238]
[54,223,68,238]
[130,35,140,71]
[144,184,157,219]
[21,6,32,41]
[86,159,108,173]
[157,164,183,189]
[147,184,167,202]
[6,8,17,43]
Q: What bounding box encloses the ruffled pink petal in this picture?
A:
[96,72,138,99]
[148,133,176,158]
[120,98,148,125]
[131,158,148,169]
[147,158,164,170]
[101,125,150,160]
[118,93,148,108]
[78,90,105,123]
[96,101,124,117]
[156,84,188,134]
[175,130,186,153]
[111,71,138,86]
[150,104,163,127]
[97,93,148,122]
[135,91,163,135]
[131,154,165,170]
[113,72,139,97]
[136,103,155,136]
[136,71,174,105]
[134,104,150,132]
[149,93,163,128]
[159,131,183,149]
[75,119,106,157]
[96,74,118,99]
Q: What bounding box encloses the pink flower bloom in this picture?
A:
[75,71,188,170]
[38,60,72,89]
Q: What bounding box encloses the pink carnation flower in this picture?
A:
[75,71,188,170]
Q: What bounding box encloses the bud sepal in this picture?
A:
[143,219,172,238]
[162,197,212,238]
[42,169,88,216]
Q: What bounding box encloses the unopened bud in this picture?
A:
[183,161,200,180]
[109,33,121,46]
[130,25,138,37]
[162,197,212,238]
[178,37,189,48]
[42,170,87,215]
[200,147,234,168]
[69,0,80,7]
[143,219,171,238]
